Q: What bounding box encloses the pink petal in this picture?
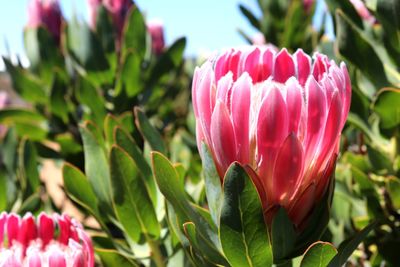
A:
[227,50,242,81]
[7,214,20,246]
[315,153,336,200]
[243,48,261,83]
[294,49,311,86]
[273,49,295,83]
[26,248,42,267]
[285,78,303,134]
[0,212,6,247]
[72,251,85,267]
[191,67,201,117]
[312,53,329,81]
[56,215,71,245]
[257,87,288,193]
[304,77,327,166]
[216,72,233,106]
[0,251,22,267]
[48,247,67,267]
[210,101,237,177]
[195,63,215,146]
[260,48,274,81]
[38,213,54,247]
[215,51,230,81]
[77,228,95,267]
[272,134,304,206]
[195,122,205,157]
[18,213,37,248]
[340,63,352,128]
[231,73,251,164]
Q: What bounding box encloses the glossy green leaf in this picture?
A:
[219,163,273,267]
[104,114,120,147]
[134,107,166,154]
[300,242,337,267]
[63,163,100,218]
[373,88,400,129]
[110,146,160,242]
[201,143,222,226]
[272,207,297,262]
[80,122,113,213]
[328,221,378,267]
[0,170,8,211]
[121,6,147,60]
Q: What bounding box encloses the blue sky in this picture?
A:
[0,0,261,70]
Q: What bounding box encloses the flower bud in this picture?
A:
[147,19,165,56]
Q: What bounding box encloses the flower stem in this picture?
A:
[148,238,165,267]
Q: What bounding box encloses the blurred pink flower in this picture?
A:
[88,0,133,39]
[350,0,376,24]
[147,20,165,56]
[303,0,314,13]
[192,46,351,226]
[27,0,63,42]
[251,32,266,46]
[0,212,94,267]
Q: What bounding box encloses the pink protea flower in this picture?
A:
[147,19,165,56]
[88,0,133,39]
[192,47,351,227]
[349,0,376,24]
[303,0,314,13]
[0,212,94,267]
[27,0,63,43]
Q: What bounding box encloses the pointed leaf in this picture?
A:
[300,242,337,267]
[271,207,297,261]
[135,108,166,154]
[219,163,273,267]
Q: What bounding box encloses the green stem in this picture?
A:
[148,238,165,267]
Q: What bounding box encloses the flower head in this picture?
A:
[27,0,63,42]
[192,46,351,227]
[147,19,165,56]
[0,212,94,267]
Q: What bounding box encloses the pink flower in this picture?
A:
[0,212,94,267]
[349,0,376,24]
[27,0,63,43]
[88,0,133,39]
[192,47,351,226]
[303,0,314,13]
[147,20,165,56]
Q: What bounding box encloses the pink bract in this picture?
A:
[27,0,62,42]
[0,212,94,267]
[147,20,165,56]
[192,46,351,227]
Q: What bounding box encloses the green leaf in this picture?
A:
[80,122,113,213]
[121,6,147,60]
[115,51,142,97]
[96,249,139,267]
[219,163,273,267]
[50,72,69,123]
[386,177,400,209]
[201,143,222,226]
[114,127,156,204]
[300,242,337,267]
[328,221,378,267]
[239,4,261,30]
[151,152,227,265]
[18,138,40,195]
[147,37,186,88]
[0,170,8,211]
[271,207,297,262]
[2,57,47,104]
[62,163,100,218]
[110,146,160,242]
[134,107,166,154]
[335,10,388,88]
[0,108,46,124]
[104,114,120,147]
[373,88,400,129]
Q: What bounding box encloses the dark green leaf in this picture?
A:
[115,51,142,97]
[96,249,139,267]
[134,107,166,154]
[19,138,40,195]
[121,6,147,60]
[219,163,273,267]
[301,242,337,267]
[373,88,400,129]
[271,207,297,261]
[63,163,100,218]
[386,177,400,209]
[110,146,160,242]
[239,4,261,30]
